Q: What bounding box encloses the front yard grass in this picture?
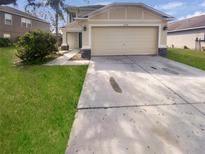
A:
[0,47,88,154]
[167,48,205,71]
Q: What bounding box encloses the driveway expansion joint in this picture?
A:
[136,62,205,116]
[77,102,205,111]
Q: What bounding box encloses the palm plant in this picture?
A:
[24,0,89,35]
[45,0,65,36]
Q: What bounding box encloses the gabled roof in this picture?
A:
[83,2,174,20]
[0,6,48,23]
[168,14,205,32]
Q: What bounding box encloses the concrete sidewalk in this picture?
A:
[66,56,205,154]
[46,49,89,65]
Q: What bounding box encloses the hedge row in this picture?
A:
[0,38,11,47]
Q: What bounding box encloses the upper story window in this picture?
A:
[21,18,32,28]
[4,13,12,25]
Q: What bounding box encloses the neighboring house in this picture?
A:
[61,2,173,56]
[0,6,50,41]
[167,15,205,51]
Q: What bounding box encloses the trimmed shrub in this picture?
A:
[16,31,57,62]
[0,38,11,47]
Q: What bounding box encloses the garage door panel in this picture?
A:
[92,28,124,54]
[91,27,158,55]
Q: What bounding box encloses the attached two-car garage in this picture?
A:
[91,26,159,56]
[63,3,171,56]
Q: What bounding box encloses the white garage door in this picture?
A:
[91,27,158,55]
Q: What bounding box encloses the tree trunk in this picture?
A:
[55,12,58,36]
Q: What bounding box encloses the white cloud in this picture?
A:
[157,1,185,10]
[202,0,205,6]
[179,11,205,20]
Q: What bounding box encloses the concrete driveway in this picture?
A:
[66,56,205,154]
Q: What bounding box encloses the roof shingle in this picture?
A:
[0,6,48,23]
[168,14,205,32]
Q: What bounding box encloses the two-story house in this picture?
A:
[62,3,173,56]
[0,6,50,41]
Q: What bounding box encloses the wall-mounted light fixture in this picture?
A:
[83,25,87,31]
[163,25,168,31]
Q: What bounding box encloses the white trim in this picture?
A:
[88,23,162,49]
[158,24,161,49]
[159,45,167,48]
[168,26,205,33]
[81,46,91,49]
[88,19,162,22]
[74,18,88,20]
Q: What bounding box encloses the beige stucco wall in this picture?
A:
[167,29,205,49]
[90,6,162,20]
[63,5,168,49]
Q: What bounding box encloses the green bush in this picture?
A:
[0,38,11,47]
[16,31,57,62]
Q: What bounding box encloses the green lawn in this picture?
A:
[0,47,88,154]
[167,48,205,71]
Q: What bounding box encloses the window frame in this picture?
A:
[4,13,12,25]
[3,33,11,38]
[21,17,32,28]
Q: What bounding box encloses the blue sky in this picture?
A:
[14,0,205,25]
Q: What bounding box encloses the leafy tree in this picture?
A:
[25,0,42,13]
[24,0,66,36]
